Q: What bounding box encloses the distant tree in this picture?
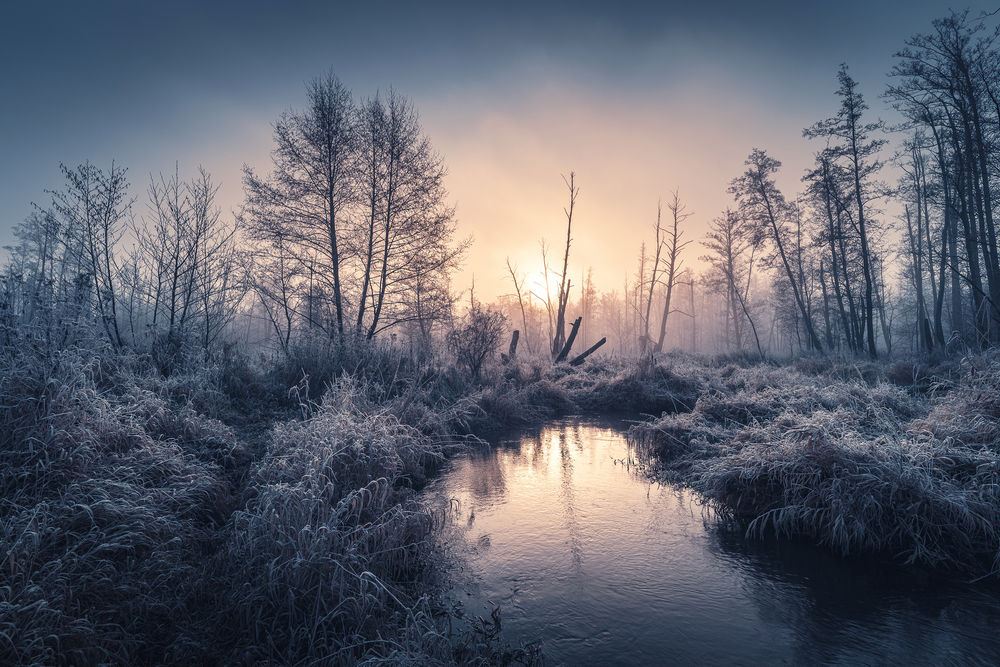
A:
[899,136,940,352]
[701,208,764,358]
[6,209,64,330]
[506,257,533,353]
[536,239,556,352]
[580,266,596,349]
[654,189,693,353]
[447,305,507,379]
[250,231,297,357]
[548,173,578,358]
[629,243,648,352]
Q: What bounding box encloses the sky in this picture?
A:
[2,0,999,301]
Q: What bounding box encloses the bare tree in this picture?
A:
[641,202,664,351]
[535,239,555,351]
[654,189,693,352]
[138,165,197,345]
[50,162,132,347]
[900,139,937,352]
[889,10,1000,346]
[506,257,533,353]
[803,151,863,353]
[550,172,578,358]
[244,78,466,348]
[731,149,824,352]
[188,168,246,350]
[243,73,356,339]
[805,64,886,358]
[701,208,764,358]
[6,209,64,331]
[133,165,244,354]
[250,231,298,357]
[356,91,467,339]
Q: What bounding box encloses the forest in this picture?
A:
[4,7,1000,665]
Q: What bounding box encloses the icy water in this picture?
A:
[423,417,1000,666]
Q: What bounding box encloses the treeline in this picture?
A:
[693,10,1000,359]
[3,10,1000,367]
[538,9,1000,361]
[0,75,469,369]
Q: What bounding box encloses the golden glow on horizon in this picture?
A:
[420,78,821,303]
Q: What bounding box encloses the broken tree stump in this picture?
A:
[569,337,607,366]
[554,316,582,363]
[501,329,520,364]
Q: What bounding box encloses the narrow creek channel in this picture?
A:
[422,417,1000,665]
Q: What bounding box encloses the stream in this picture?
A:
[423,417,1000,665]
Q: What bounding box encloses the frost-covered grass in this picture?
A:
[217,380,447,663]
[0,337,565,664]
[629,355,1000,574]
[6,333,999,664]
[0,343,236,664]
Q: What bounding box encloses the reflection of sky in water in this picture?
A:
[425,418,1000,666]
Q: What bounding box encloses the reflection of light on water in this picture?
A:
[425,418,1000,665]
[553,426,583,571]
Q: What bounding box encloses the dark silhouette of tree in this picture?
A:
[447,305,506,379]
[805,65,886,358]
[888,10,1000,347]
[803,152,863,353]
[355,91,465,339]
[730,149,824,352]
[551,172,578,358]
[243,77,466,346]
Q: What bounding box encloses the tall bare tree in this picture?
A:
[50,162,132,347]
[550,172,578,358]
[641,202,664,350]
[356,91,466,339]
[731,149,824,352]
[243,73,356,339]
[654,190,693,353]
[805,64,886,358]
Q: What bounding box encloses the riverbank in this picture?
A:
[629,353,1000,574]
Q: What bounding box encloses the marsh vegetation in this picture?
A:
[5,6,1000,665]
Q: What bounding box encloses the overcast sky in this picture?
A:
[3,1,998,299]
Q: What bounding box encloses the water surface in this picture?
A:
[424,417,1000,665]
